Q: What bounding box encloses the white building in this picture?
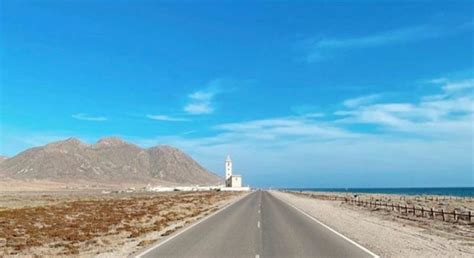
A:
[225,155,243,188]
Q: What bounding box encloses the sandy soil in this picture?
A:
[0,191,244,257]
[0,179,149,192]
[0,178,193,192]
[271,190,474,258]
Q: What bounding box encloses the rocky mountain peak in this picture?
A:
[0,137,222,185]
[148,145,176,151]
[95,137,127,147]
[46,137,86,149]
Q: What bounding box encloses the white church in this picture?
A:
[221,155,250,191]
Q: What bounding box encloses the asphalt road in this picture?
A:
[137,190,377,258]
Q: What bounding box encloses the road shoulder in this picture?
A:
[270,190,474,257]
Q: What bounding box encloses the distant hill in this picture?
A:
[0,156,7,164]
[0,137,221,185]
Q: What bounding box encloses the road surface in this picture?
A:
[137,190,377,258]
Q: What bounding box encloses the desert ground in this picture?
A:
[273,190,474,257]
[0,179,182,192]
[0,190,243,257]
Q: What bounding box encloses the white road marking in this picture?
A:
[134,193,252,258]
[258,209,261,214]
[255,255,260,258]
[257,221,260,228]
[274,194,379,258]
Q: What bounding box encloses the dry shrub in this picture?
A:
[0,191,237,255]
[138,239,157,246]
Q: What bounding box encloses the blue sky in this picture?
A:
[1,1,473,188]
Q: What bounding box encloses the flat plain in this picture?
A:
[0,190,242,257]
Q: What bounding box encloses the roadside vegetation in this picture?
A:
[0,191,239,256]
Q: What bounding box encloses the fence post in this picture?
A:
[469,211,472,222]
[430,208,434,219]
[441,209,445,221]
[421,207,424,217]
[454,210,457,222]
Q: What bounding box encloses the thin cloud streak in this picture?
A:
[304,22,473,62]
[343,94,382,108]
[71,113,107,121]
[146,114,189,122]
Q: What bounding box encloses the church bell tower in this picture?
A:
[225,155,232,186]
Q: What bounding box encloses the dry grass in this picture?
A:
[0,191,239,256]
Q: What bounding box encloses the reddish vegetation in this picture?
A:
[0,192,236,255]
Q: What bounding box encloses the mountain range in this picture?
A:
[0,137,221,186]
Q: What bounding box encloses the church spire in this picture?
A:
[225,155,233,185]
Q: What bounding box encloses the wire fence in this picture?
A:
[345,198,472,223]
[285,191,473,223]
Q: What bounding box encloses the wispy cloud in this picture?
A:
[343,94,382,108]
[335,79,474,137]
[291,105,325,118]
[183,79,224,115]
[215,117,357,140]
[182,78,253,115]
[184,102,214,115]
[132,76,473,187]
[71,113,107,121]
[302,112,325,118]
[146,114,189,122]
[442,79,474,92]
[7,76,472,187]
[304,22,473,62]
